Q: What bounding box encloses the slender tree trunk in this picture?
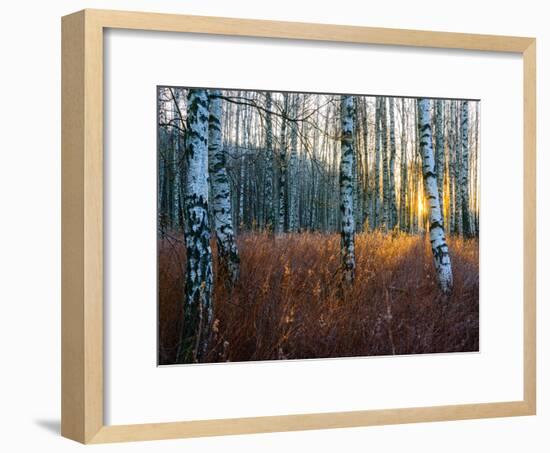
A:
[446,102,455,234]
[399,98,408,232]
[381,97,390,231]
[177,89,214,363]
[289,95,300,232]
[352,98,361,232]
[277,93,289,233]
[264,92,275,231]
[418,98,453,294]
[374,98,382,229]
[208,90,240,284]
[239,103,249,228]
[454,101,463,236]
[460,100,472,237]
[473,102,480,234]
[360,98,370,230]
[435,99,445,226]
[340,95,356,283]
[388,97,398,229]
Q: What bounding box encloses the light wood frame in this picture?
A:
[61,8,537,444]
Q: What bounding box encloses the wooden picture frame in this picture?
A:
[61,9,536,444]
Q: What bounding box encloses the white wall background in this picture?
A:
[0,0,546,451]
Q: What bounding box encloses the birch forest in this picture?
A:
[158,87,479,365]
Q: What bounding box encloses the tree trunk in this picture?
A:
[388,97,398,229]
[340,95,356,283]
[264,92,275,231]
[435,99,445,225]
[277,93,289,233]
[460,100,473,237]
[381,97,390,231]
[177,89,214,363]
[418,98,453,294]
[288,95,300,232]
[374,97,382,229]
[360,98,370,230]
[453,101,463,236]
[208,90,240,285]
[399,98,408,231]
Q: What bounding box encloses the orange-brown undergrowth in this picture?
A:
[158,231,479,365]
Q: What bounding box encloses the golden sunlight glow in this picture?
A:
[417,190,424,217]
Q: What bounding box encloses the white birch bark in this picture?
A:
[340,95,356,283]
[435,99,445,224]
[277,93,289,233]
[177,89,214,363]
[460,100,473,237]
[264,92,275,231]
[389,97,398,229]
[453,101,463,236]
[208,90,240,285]
[288,95,300,232]
[374,98,382,228]
[360,99,371,230]
[381,97,390,230]
[399,98,408,231]
[171,128,181,228]
[239,105,247,227]
[418,98,453,294]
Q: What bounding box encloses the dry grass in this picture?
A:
[158,231,479,365]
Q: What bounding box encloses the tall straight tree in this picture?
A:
[460,100,473,237]
[374,97,382,229]
[264,92,275,231]
[446,102,455,234]
[399,98,408,231]
[435,99,445,221]
[388,97,398,229]
[288,95,300,232]
[277,93,289,233]
[417,98,453,294]
[339,95,356,283]
[177,89,214,363]
[381,97,390,230]
[239,102,249,227]
[208,90,240,284]
[360,98,371,229]
[453,101,463,236]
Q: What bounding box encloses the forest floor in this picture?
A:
[158,231,479,365]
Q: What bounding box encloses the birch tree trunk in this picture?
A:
[435,99,445,223]
[418,98,453,294]
[399,98,408,232]
[446,102,455,234]
[360,98,370,230]
[177,89,214,363]
[374,97,382,229]
[473,102,480,234]
[340,95,356,283]
[239,103,249,228]
[454,101,463,236]
[171,127,182,229]
[388,97,398,229]
[277,93,289,233]
[381,97,390,230]
[289,95,300,232]
[208,90,240,285]
[460,100,473,237]
[264,92,275,231]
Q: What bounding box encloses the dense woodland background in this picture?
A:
[157,88,479,365]
[158,89,480,237]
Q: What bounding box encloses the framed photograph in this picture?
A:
[61,9,536,444]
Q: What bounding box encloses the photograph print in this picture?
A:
[157,87,479,365]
